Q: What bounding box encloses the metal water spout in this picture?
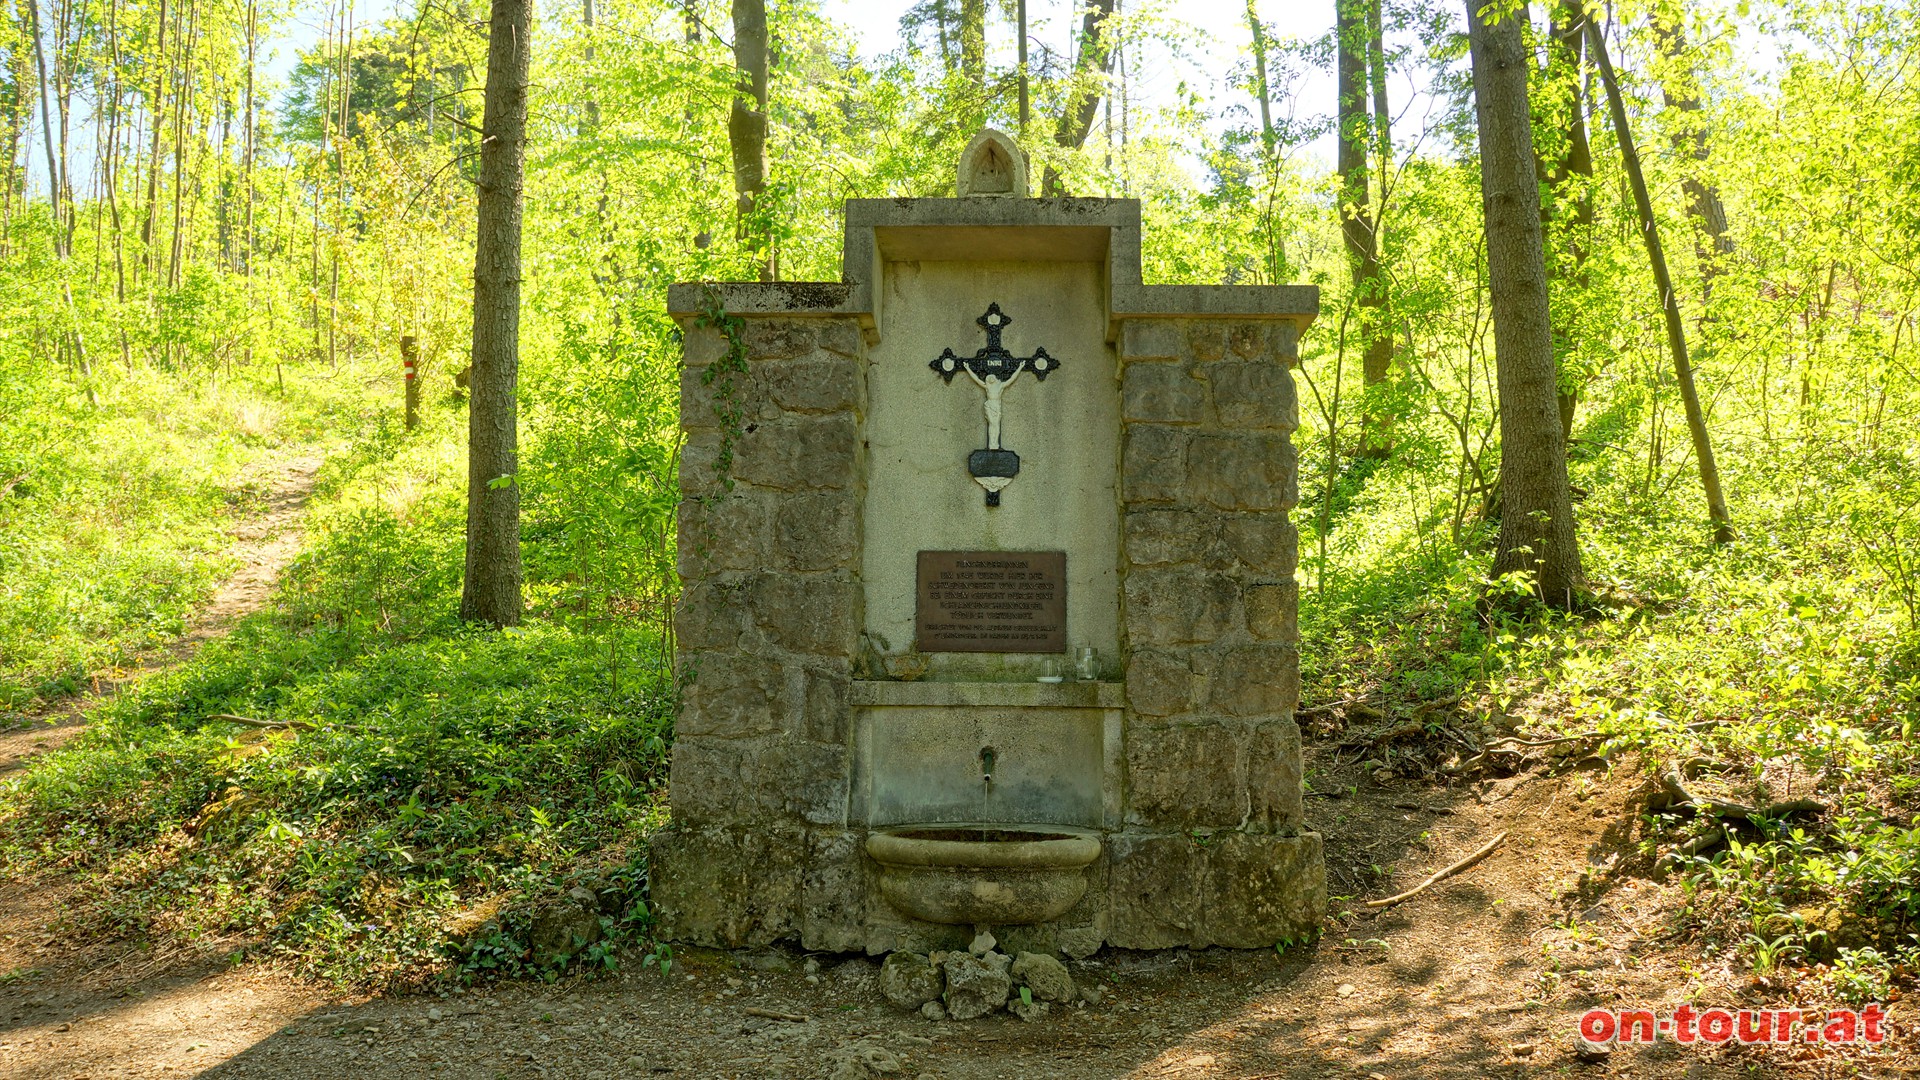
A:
[979,745,996,786]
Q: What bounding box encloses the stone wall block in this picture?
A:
[801,829,868,952]
[683,325,728,368]
[1106,834,1203,949]
[1187,323,1228,362]
[666,738,759,826]
[679,655,789,739]
[771,739,850,825]
[763,357,862,414]
[801,663,852,744]
[733,414,860,492]
[1244,580,1300,643]
[1210,362,1298,432]
[1123,509,1213,567]
[678,493,769,575]
[1227,323,1269,360]
[1198,832,1325,947]
[1125,722,1248,828]
[748,572,859,656]
[1119,319,1183,361]
[1125,648,1197,718]
[1188,434,1297,511]
[1273,322,1300,365]
[774,491,861,572]
[1122,425,1191,505]
[1122,361,1208,424]
[1222,515,1299,575]
[815,318,866,359]
[1245,718,1306,831]
[681,362,770,428]
[1124,568,1240,646]
[678,431,725,500]
[673,583,748,652]
[743,319,817,360]
[1198,644,1300,717]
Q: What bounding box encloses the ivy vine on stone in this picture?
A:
[693,290,749,501]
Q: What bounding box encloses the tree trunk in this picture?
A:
[582,0,599,133]
[167,0,194,290]
[242,0,254,276]
[959,0,984,98]
[1246,0,1275,152]
[27,0,63,257]
[730,0,771,280]
[104,0,127,308]
[1588,20,1733,546]
[1652,14,1732,292]
[1015,0,1028,132]
[1043,0,1116,193]
[1467,0,1583,605]
[140,0,166,277]
[460,0,532,628]
[1540,0,1594,439]
[1338,0,1392,456]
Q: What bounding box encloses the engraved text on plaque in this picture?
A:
[915,550,1066,653]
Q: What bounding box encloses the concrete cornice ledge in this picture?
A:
[851,680,1127,710]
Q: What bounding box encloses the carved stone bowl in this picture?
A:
[865,825,1102,926]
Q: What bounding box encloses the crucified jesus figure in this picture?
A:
[964,362,1026,450]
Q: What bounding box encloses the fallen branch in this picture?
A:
[1411,694,1463,717]
[1390,801,1455,815]
[1365,831,1509,910]
[1656,760,1825,820]
[743,1006,809,1023]
[209,713,296,729]
[1484,731,1603,749]
[1297,696,1366,718]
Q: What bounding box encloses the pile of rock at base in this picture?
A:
[877,932,1085,1022]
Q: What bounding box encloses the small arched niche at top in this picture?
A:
[957,129,1030,199]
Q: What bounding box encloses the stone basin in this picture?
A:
[866,826,1102,926]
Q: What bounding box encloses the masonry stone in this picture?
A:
[1187,323,1228,362]
[774,491,860,571]
[1123,568,1241,646]
[1121,424,1188,504]
[747,572,859,656]
[678,494,768,573]
[732,414,860,492]
[1122,361,1208,424]
[1125,722,1247,828]
[1124,648,1195,718]
[743,319,816,360]
[1245,719,1307,830]
[1201,644,1300,717]
[763,356,862,414]
[1244,581,1300,642]
[1188,434,1298,511]
[1119,318,1183,361]
[1221,515,1299,574]
[1209,362,1298,431]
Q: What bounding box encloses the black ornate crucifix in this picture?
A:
[929,303,1061,506]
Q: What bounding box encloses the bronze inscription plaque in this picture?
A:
[916,550,1067,653]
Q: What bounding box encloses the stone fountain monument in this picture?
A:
[653,131,1325,959]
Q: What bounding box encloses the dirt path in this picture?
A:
[4,748,1905,1079]
[0,455,321,778]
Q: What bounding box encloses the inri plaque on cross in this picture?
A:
[929,303,1060,506]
